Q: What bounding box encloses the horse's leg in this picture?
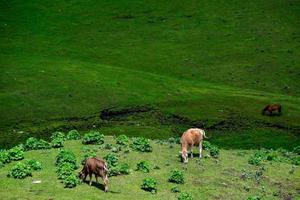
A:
[190,145,193,159]
[199,140,203,159]
[89,173,92,186]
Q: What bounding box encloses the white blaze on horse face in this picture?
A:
[181,151,188,163]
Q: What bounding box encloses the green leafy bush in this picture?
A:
[136,160,150,173]
[104,153,118,167]
[25,159,42,170]
[57,163,76,179]
[66,130,81,140]
[118,163,131,175]
[178,192,193,200]
[171,186,181,193]
[292,156,300,165]
[141,177,157,193]
[247,196,261,200]
[63,174,80,188]
[51,137,64,148]
[131,137,152,152]
[56,149,78,169]
[0,150,11,164]
[8,162,32,179]
[209,145,220,158]
[51,131,66,140]
[104,143,113,150]
[82,131,104,145]
[203,141,213,150]
[169,169,184,184]
[81,147,97,164]
[248,151,265,166]
[116,135,129,146]
[293,146,300,155]
[108,167,121,177]
[25,137,51,150]
[8,146,24,161]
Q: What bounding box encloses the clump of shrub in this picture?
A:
[55,149,79,188]
[169,169,184,184]
[248,151,265,166]
[7,162,32,179]
[291,156,300,165]
[118,163,131,175]
[51,131,66,141]
[104,143,113,150]
[136,160,150,173]
[8,146,24,161]
[66,130,81,140]
[293,146,300,155]
[104,153,118,167]
[56,149,78,169]
[171,186,181,193]
[25,159,42,170]
[247,196,261,200]
[81,146,97,165]
[178,192,193,200]
[25,137,51,150]
[0,150,11,164]
[63,174,80,188]
[51,137,64,148]
[116,135,129,146]
[57,163,76,179]
[131,137,152,152]
[82,131,104,145]
[141,177,157,193]
[203,141,219,158]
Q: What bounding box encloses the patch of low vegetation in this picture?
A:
[168,169,184,184]
[7,162,32,179]
[8,146,24,161]
[81,146,97,165]
[131,137,152,152]
[116,134,129,146]
[24,137,51,150]
[66,130,81,140]
[171,186,180,193]
[136,160,150,173]
[82,131,104,145]
[25,159,42,171]
[0,150,11,164]
[177,192,193,200]
[55,149,79,188]
[51,132,66,141]
[141,177,157,193]
[51,137,64,148]
[203,141,220,158]
[118,163,131,175]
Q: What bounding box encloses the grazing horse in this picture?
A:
[262,104,282,115]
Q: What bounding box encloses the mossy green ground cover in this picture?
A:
[0,136,299,200]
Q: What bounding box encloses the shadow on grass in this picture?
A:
[82,180,121,194]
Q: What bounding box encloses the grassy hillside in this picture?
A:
[0,136,299,200]
[0,0,300,147]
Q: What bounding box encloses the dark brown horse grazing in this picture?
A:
[262,104,282,115]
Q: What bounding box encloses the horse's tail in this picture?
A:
[201,130,208,139]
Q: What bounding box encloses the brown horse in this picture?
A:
[262,104,282,115]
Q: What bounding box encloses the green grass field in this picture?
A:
[0,136,299,200]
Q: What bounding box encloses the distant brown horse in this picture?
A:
[262,104,282,115]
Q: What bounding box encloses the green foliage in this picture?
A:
[168,137,180,144]
[51,131,66,141]
[169,169,184,184]
[8,162,32,179]
[82,131,104,145]
[81,146,97,165]
[25,137,51,150]
[67,130,81,140]
[104,153,118,167]
[8,146,24,161]
[63,174,80,188]
[293,146,300,155]
[248,151,265,166]
[203,141,220,158]
[178,192,193,200]
[25,159,42,170]
[118,163,131,175]
[136,160,150,173]
[291,156,300,165]
[131,137,152,152]
[116,135,129,146]
[203,141,213,150]
[171,186,181,193]
[0,150,11,164]
[57,163,76,179]
[56,149,78,169]
[141,177,157,193]
[104,143,113,150]
[51,137,64,148]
